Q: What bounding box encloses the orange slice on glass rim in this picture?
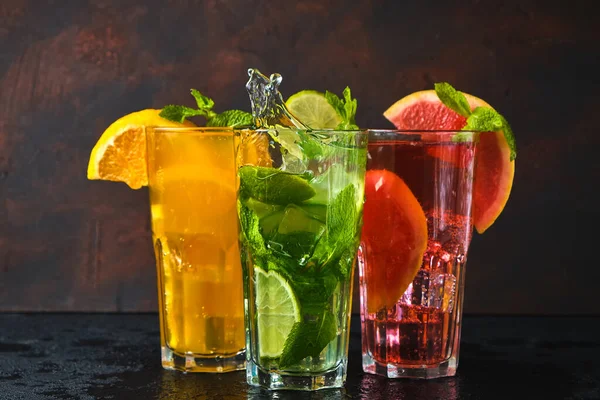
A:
[87,109,193,189]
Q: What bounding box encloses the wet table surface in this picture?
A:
[0,314,598,400]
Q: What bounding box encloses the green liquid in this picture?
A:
[239,153,364,372]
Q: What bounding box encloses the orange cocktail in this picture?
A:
[146,127,245,373]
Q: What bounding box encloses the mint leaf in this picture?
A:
[341,87,358,129]
[294,273,338,307]
[237,201,268,259]
[279,310,337,368]
[159,105,205,123]
[297,131,328,159]
[463,107,503,131]
[190,89,215,111]
[464,107,517,161]
[325,91,344,117]
[323,184,357,257]
[336,247,357,279]
[263,253,301,280]
[499,114,517,161]
[238,166,316,205]
[207,109,253,128]
[434,82,472,118]
[310,184,359,276]
[325,87,359,130]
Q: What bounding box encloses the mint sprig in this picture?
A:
[325,87,359,130]
[160,89,253,128]
[434,82,516,161]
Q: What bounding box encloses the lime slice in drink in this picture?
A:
[255,268,301,358]
[239,166,316,205]
[286,90,342,129]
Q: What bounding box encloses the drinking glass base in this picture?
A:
[161,347,246,373]
[246,359,347,390]
[362,353,457,379]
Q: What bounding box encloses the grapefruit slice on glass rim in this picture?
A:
[383,90,515,234]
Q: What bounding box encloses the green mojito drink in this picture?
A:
[237,67,367,391]
[237,127,367,390]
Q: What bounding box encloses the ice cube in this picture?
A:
[410,269,430,306]
[429,273,457,312]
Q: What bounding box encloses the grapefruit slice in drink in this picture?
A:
[361,169,428,313]
[384,90,515,234]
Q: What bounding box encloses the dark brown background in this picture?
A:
[0,0,597,314]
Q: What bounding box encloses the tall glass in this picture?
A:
[359,130,479,379]
[146,127,245,373]
[236,128,368,390]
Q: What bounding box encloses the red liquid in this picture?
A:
[363,305,445,364]
[360,136,475,367]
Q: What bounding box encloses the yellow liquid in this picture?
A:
[148,130,244,357]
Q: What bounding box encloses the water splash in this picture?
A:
[246,68,309,129]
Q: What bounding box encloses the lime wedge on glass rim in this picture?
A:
[286,90,342,129]
[255,268,301,358]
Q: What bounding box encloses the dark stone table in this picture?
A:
[0,314,598,399]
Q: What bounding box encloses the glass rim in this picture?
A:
[250,127,366,131]
[148,126,235,137]
[367,129,481,143]
[368,129,483,134]
[149,127,369,138]
[247,128,368,137]
[150,126,234,132]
